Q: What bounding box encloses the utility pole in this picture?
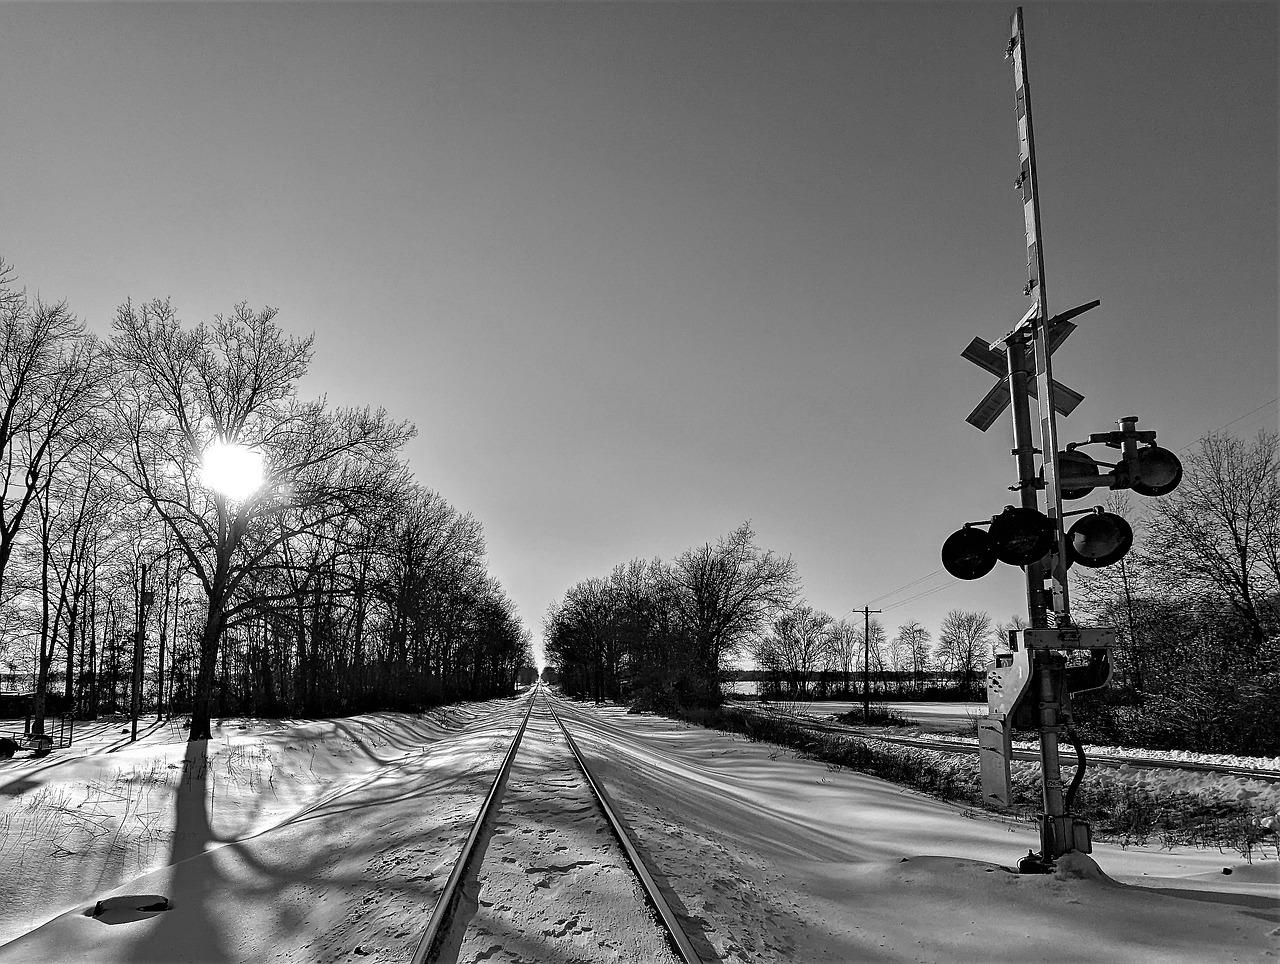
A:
[861,606,882,722]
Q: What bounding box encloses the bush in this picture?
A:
[1072,665,1280,757]
[834,704,912,727]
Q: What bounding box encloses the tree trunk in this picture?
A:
[32,521,53,738]
[189,597,226,742]
[294,601,309,715]
[87,587,98,718]
[64,602,77,703]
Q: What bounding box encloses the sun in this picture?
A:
[200,441,265,502]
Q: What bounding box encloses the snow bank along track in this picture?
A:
[411,685,702,964]
[768,711,1280,783]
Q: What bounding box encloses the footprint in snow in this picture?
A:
[526,860,596,874]
[543,916,580,938]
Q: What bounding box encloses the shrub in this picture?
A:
[834,704,912,727]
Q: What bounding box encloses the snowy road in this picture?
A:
[1,696,1276,962]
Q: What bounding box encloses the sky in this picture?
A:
[2,2,1275,668]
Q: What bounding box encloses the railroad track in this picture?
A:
[768,711,1280,783]
[411,683,703,964]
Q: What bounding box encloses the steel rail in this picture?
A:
[410,685,540,964]
[547,696,705,964]
[762,710,1280,783]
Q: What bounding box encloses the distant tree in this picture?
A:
[993,613,1028,655]
[826,618,861,695]
[605,557,686,701]
[895,620,932,690]
[861,617,888,672]
[667,522,797,705]
[934,609,992,690]
[852,616,889,696]
[545,524,797,708]
[755,604,832,698]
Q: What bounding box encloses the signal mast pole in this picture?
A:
[1005,337,1046,630]
[1006,6,1073,863]
[1010,7,1070,625]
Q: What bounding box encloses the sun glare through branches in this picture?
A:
[199,441,264,502]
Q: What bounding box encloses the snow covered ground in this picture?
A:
[769,698,1280,774]
[776,699,987,721]
[770,699,986,732]
[0,696,1276,962]
[555,698,1279,963]
[0,704,515,961]
[750,699,1280,822]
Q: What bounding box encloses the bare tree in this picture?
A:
[28,446,118,734]
[993,613,1028,655]
[1137,431,1278,650]
[107,300,414,740]
[826,618,861,695]
[895,620,932,691]
[755,604,832,698]
[0,261,103,600]
[667,522,797,705]
[861,617,888,672]
[934,609,992,690]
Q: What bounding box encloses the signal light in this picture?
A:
[988,506,1055,566]
[1066,510,1133,568]
[1129,445,1182,497]
[942,525,997,580]
[1057,449,1101,500]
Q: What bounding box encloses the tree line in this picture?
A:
[542,520,1005,708]
[544,523,796,708]
[751,607,1016,701]
[0,259,531,742]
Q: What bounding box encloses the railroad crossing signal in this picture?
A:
[962,300,1099,431]
[946,8,1145,873]
[948,10,1191,873]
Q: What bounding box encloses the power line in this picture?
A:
[863,567,945,607]
[880,580,953,614]
[1177,396,1278,452]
